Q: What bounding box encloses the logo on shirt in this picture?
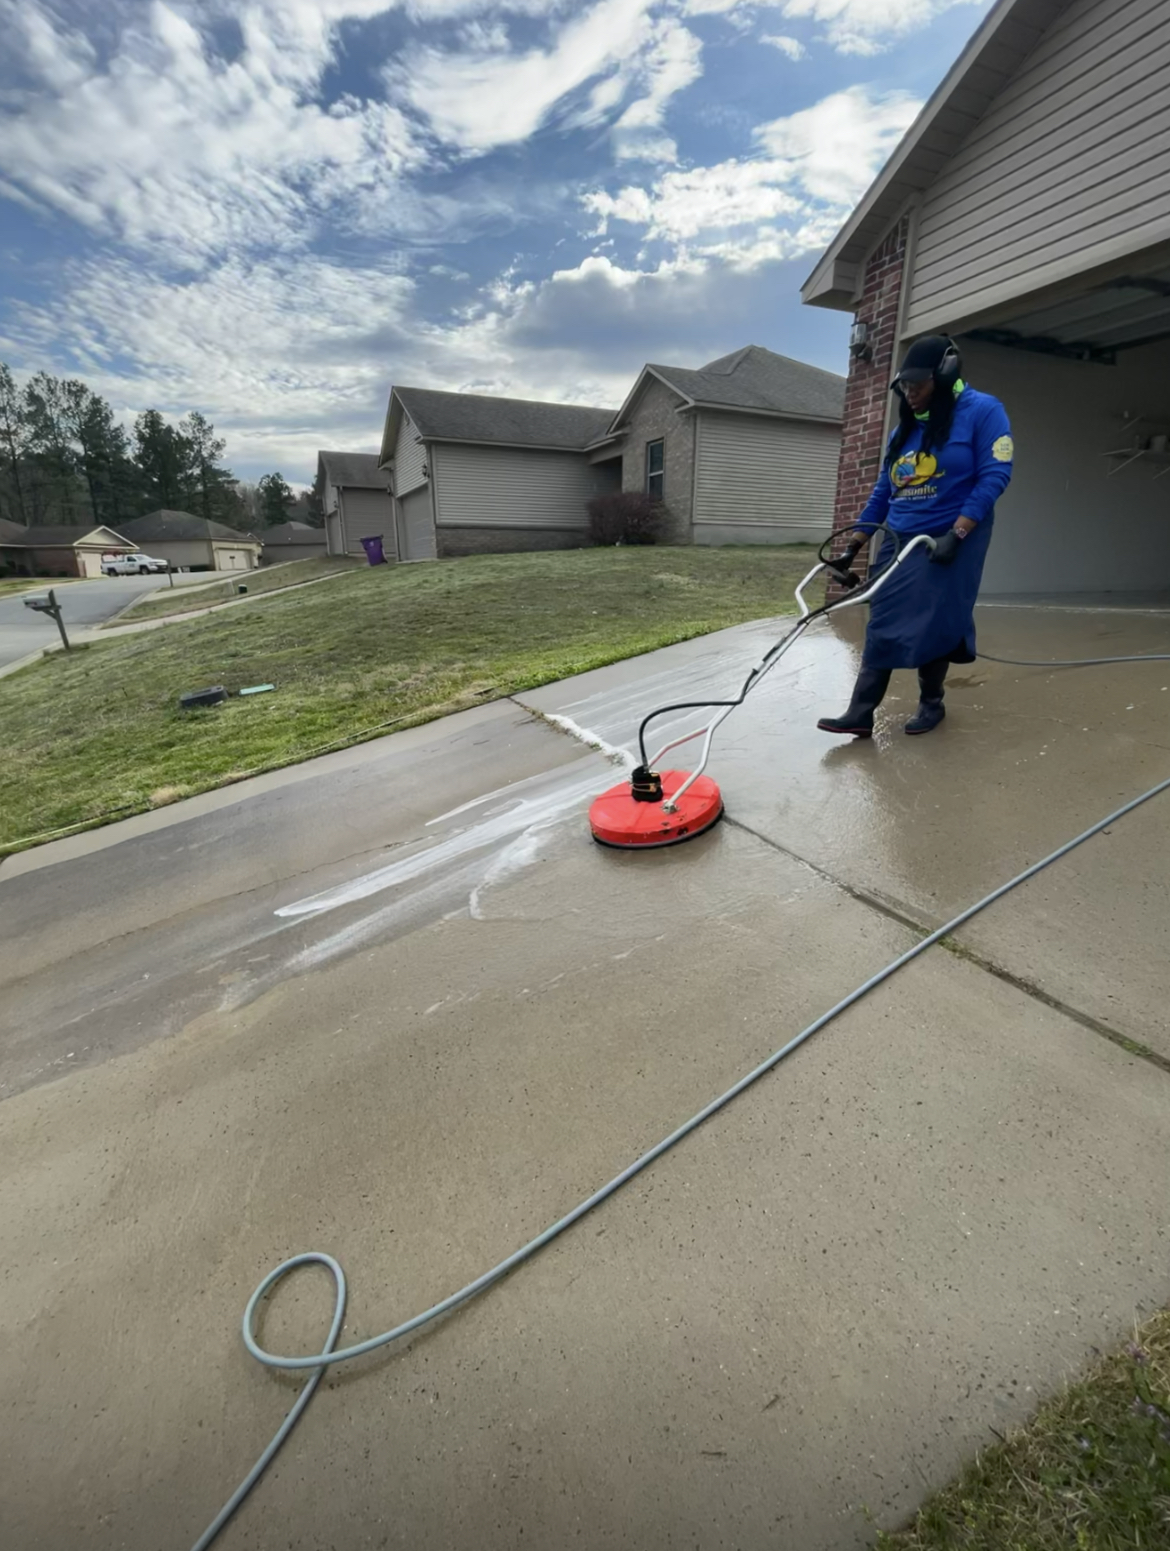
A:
[890,451,941,490]
[992,435,1014,463]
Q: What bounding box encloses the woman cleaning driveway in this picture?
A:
[818,334,1014,738]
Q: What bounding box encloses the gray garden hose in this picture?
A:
[191,768,1170,1550]
[979,651,1170,667]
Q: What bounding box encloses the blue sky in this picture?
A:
[0,0,994,486]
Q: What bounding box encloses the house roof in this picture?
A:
[802,0,1065,311]
[605,345,845,437]
[262,521,327,545]
[115,511,260,544]
[390,388,615,452]
[0,522,134,548]
[318,450,388,488]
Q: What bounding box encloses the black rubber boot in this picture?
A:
[905,655,949,736]
[817,666,891,738]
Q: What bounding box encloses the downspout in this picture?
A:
[427,445,440,554]
[689,409,701,544]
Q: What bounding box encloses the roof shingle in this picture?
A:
[115,511,260,544]
[394,388,615,450]
[0,522,134,546]
[318,451,388,488]
[262,521,327,545]
[640,345,845,423]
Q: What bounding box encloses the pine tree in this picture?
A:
[180,411,239,524]
[61,381,137,527]
[0,363,33,526]
[133,410,197,512]
[25,371,84,523]
[257,472,295,526]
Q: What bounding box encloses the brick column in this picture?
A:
[825,216,908,600]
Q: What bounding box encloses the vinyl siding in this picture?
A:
[398,486,436,560]
[692,412,840,543]
[395,412,427,495]
[339,486,395,557]
[906,0,1170,332]
[431,444,599,529]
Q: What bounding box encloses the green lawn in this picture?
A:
[1,545,816,851]
[108,555,360,623]
[0,577,54,599]
[878,1310,1170,1550]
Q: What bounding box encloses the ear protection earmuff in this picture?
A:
[934,339,963,389]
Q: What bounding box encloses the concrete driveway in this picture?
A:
[0,573,212,670]
[1,602,1168,1551]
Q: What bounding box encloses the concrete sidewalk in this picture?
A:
[1,604,1168,1551]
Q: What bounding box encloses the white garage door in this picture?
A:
[398,487,437,561]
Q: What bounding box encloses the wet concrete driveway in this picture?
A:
[1,601,1168,1551]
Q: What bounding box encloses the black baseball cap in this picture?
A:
[890,335,953,389]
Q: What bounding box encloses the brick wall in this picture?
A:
[826,216,908,598]
[619,375,694,544]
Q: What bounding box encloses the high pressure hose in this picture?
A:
[192,769,1170,1550]
[631,522,1170,766]
[635,524,909,766]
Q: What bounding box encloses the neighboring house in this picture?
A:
[803,0,1170,600]
[113,511,262,572]
[317,451,395,560]
[377,390,617,561]
[259,521,328,565]
[591,346,845,546]
[374,349,844,560]
[0,520,136,577]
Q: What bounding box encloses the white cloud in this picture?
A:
[0,1,419,262]
[778,0,985,56]
[754,83,920,204]
[0,1,926,481]
[587,158,803,242]
[611,17,704,162]
[3,253,418,471]
[395,0,700,158]
[681,0,986,53]
[585,85,920,268]
[762,34,806,59]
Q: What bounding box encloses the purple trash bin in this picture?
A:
[360,535,386,566]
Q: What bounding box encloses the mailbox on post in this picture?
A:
[23,588,71,651]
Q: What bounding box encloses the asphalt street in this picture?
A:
[0,572,210,669]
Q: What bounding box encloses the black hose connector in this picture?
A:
[630,766,663,803]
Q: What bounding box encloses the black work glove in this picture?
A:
[930,529,963,566]
[826,535,864,574]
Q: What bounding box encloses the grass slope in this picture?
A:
[1,545,814,851]
[879,1310,1170,1550]
[107,556,359,622]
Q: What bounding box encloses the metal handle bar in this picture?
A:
[650,532,937,813]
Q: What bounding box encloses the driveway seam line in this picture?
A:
[725,815,1170,1080]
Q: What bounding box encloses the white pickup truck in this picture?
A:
[101,552,170,576]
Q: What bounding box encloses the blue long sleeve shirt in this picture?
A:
[856,385,1014,536]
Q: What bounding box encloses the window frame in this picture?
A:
[645,438,665,502]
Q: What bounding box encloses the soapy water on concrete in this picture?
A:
[275,763,612,921]
[260,635,794,982]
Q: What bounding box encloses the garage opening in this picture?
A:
[955,253,1170,605]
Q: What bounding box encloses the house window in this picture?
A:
[646,439,665,502]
